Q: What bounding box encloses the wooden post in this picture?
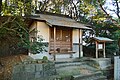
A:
[53,27,56,60]
[96,41,98,58]
[79,29,83,58]
[79,29,80,58]
[80,29,83,57]
[103,42,106,58]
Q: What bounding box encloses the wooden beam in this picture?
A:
[103,42,106,58]
[53,27,56,60]
[96,41,98,58]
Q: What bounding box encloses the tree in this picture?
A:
[0,17,28,55]
[0,0,47,56]
[80,0,120,55]
[1,0,34,16]
[94,0,120,54]
[0,0,2,16]
[97,0,120,26]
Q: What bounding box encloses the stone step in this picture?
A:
[72,71,107,80]
[55,60,82,64]
[55,57,91,64]
[55,62,86,68]
[55,58,108,80]
[55,62,99,73]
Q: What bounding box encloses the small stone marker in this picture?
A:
[114,56,120,80]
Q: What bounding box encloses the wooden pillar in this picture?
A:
[103,42,106,58]
[79,29,83,58]
[96,41,98,58]
[53,27,56,60]
[79,29,80,58]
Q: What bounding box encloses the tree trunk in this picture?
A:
[115,0,120,19]
[0,0,2,16]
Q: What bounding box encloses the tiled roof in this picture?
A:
[30,13,92,30]
[93,37,114,42]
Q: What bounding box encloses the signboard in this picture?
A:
[114,56,120,80]
[98,44,103,49]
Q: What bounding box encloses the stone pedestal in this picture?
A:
[91,58,111,70]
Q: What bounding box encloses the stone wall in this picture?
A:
[12,61,56,80]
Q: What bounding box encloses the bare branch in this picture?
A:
[97,0,120,27]
[115,0,120,18]
[97,0,109,17]
[0,17,11,28]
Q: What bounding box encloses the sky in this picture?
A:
[104,0,119,18]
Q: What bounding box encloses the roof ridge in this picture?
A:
[35,11,71,18]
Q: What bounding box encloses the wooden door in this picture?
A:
[49,27,72,53]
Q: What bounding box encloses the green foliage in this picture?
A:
[29,36,47,54]
[2,0,34,16]
[0,16,46,55]
[0,17,28,55]
[0,17,28,41]
[42,56,48,60]
[42,56,48,63]
[0,0,47,55]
